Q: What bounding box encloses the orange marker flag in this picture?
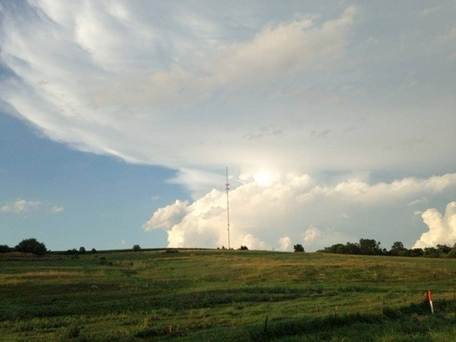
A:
[426,290,434,314]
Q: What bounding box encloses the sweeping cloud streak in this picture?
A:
[1,1,456,250]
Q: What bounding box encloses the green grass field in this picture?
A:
[1,249,456,341]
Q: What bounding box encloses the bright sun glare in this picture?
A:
[253,172,273,186]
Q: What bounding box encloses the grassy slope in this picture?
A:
[0,250,455,341]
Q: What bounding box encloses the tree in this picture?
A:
[15,238,47,256]
[345,242,361,255]
[293,244,305,252]
[437,244,451,255]
[423,247,439,258]
[0,244,12,253]
[390,241,406,256]
[132,244,141,252]
[448,244,456,258]
[79,246,86,254]
[239,245,249,250]
[359,238,382,255]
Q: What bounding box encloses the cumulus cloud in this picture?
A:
[278,236,291,251]
[304,226,322,243]
[143,173,456,251]
[413,202,456,248]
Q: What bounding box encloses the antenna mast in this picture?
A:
[225,167,231,250]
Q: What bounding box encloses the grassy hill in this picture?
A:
[1,249,456,341]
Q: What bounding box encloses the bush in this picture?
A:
[15,238,47,256]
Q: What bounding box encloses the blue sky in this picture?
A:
[0,112,183,250]
[1,1,456,252]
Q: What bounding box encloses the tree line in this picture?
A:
[320,238,456,258]
[0,238,47,256]
[3,237,456,258]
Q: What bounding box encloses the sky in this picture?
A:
[1,1,456,252]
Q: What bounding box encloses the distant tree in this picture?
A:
[91,248,97,254]
[448,244,456,258]
[79,246,86,254]
[359,238,382,255]
[345,242,361,255]
[436,244,451,255]
[390,241,406,256]
[423,247,439,258]
[322,243,344,254]
[408,248,424,257]
[0,244,12,253]
[15,238,47,256]
[66,248,79,257]
[132,244,141,252]
[293,244,305,252]
[239,245,249,250]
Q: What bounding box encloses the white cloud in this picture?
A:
[278,236,291,251]
[143,199,189,231]
[210,6,357,85]
[237,233,271,251]
[304,226,321,243]
[0,4,362,174]
[143,173,456,251]
[1,199,40,213]
[0,199,63,215]
[1,2,455,188]
[51,206,64,214]
[413,202,456,248]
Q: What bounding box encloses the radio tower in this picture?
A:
[225,167,231,250]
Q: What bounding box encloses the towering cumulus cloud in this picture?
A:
[414,202,456,249]
[144,173,456,251]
